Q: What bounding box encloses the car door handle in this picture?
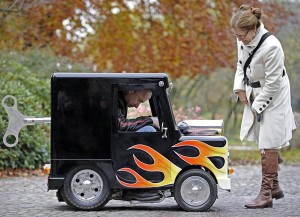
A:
[161,122,168,139]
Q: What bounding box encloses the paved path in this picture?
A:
[0,165,299,217]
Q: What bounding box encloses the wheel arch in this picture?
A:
[175,165,218,186]
[49,160,118,190]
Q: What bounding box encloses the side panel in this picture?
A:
[51,77,112,177]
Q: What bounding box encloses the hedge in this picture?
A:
[0,60,51,170]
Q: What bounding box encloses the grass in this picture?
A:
[280,146,300,165]
[229,146,300,166]
[228,136,300,165]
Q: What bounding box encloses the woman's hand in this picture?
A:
[237,91,248,104]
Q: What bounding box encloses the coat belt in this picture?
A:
[249,81,261,88]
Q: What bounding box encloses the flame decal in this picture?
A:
[173,140,227,177]
[116,144,181,187]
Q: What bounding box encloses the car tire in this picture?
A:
[60,165,111,210]
[174,169,217,212]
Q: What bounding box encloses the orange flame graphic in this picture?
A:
[116,144,181,187]
[117,140,228,188]
[173,140,227,176]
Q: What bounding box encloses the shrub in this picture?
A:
[0,61,51,170]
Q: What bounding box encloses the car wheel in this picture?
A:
[174,169,217,212]
[61,166,111,210]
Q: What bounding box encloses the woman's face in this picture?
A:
[231,27,255,45]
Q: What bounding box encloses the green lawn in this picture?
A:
[229,146,300,166]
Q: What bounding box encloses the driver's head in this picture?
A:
[124,90,152,108]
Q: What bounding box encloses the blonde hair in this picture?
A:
[231,5,262,30]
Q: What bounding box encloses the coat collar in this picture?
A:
[246,23,268,49]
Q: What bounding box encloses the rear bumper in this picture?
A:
[217,177,231,190]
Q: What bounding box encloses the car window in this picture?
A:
[127,100,152,119]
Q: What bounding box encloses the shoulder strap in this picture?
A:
[243,32,272,85]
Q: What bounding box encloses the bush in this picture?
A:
[0,60,51,170]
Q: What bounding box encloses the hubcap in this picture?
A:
[71,169,103,201]
[181,176,210,206]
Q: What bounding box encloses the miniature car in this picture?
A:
[2,73,232,212]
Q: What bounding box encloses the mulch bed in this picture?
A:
[0,168,46,178]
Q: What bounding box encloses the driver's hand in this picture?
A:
[150,117,160,129]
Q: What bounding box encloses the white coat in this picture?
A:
[233,24,297,149]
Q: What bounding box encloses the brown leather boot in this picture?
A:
[272,172,284,199]
[272,153,284,199]
[245,149,279,209]
[278,153,284,164]
[245,173,274,208]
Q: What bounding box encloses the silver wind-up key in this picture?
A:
[1,95,51,147]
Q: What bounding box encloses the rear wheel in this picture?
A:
[174,169,217,212]
[61,166,111,210]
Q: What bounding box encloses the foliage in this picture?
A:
[0,59,51,170]
[0,49,94,78]
[280,28,300,112]
[0,0,296,77]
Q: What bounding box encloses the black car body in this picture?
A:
[3,72,232,212]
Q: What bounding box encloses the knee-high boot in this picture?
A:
[245,149,279,209]
[272,153,284,199]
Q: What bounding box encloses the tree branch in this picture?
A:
[0,0,56,13]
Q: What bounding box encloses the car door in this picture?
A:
[110,83,174,188]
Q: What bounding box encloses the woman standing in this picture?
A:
[231,5,296,209]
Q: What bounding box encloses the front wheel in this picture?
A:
[60,165,111,210]
[174,169,217,212]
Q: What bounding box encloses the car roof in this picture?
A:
[52,72,168,79]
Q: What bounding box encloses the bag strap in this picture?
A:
[243,32,272,85]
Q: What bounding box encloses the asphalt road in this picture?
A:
[0,165,299,217]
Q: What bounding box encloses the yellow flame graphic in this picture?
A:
[173,140,227,176]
